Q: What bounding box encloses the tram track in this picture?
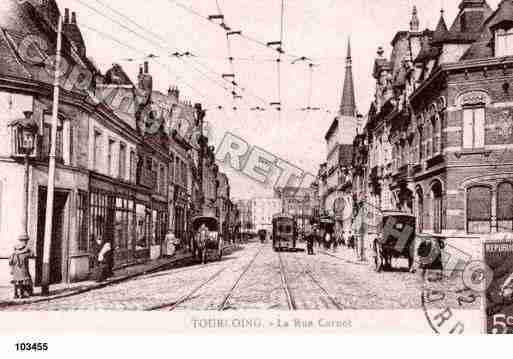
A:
[277,251,296,310]
[146,266,227,311]
[217,244,266,311]
[279,251,344,310]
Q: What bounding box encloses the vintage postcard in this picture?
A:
[1,0,513,339]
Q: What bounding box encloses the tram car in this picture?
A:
[272,214,297,251]
[258,229,267,243]
[191,216,223,264]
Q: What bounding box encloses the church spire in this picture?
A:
[340,37,356,117]
[432,8,449,44]
[410,5,420,32]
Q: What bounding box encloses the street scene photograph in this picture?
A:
[0,0,513,335]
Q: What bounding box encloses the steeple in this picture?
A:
[410,5,420,32]
[340,37,356,117]
[432,8,449,44]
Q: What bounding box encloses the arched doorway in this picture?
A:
[431,181,443,234]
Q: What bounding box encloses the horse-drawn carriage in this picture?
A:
[374,211,416,272]
[191,216,223,264]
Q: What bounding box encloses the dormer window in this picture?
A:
[495,28,513,57]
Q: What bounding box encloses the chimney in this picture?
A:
[139,65,143,75]
[71,11,77,24]
[64,8,70,24]
[144,61,149,74]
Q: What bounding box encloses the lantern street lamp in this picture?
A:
[8,111,39,238]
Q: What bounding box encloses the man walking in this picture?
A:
[306,224,318,255]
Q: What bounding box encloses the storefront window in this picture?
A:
[136,203,150,249]
[90,190,110,245]
[114,197,131,250]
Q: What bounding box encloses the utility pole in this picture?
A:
[194,103,205,216]
[42,16,63,295]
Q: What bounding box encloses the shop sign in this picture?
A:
[138,167,157,189]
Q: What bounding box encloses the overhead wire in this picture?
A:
[72,0,242,119]
[74,0,338,118]
[162,0,304,60]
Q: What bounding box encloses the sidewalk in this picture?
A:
[318,245,369,266]
[0,250,193,308]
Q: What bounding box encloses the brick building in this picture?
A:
[354,1,513,260]
[0,0,224,286]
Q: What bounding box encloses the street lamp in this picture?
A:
[9,111,39,238]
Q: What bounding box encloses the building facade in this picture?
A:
[0,0,224,286]
[276,186,318,235]
[354,1,513,261]
[251,198,282,233]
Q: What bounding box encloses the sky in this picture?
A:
[56,0,502,199]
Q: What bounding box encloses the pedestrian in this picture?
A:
[324,231,332,251]
[165,231,177,257]
[8,235,33,299]
[332,231,338,252]
[306,225,318,255]
[94,235,113,282]
[371,235,382,272]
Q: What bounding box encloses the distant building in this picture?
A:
[251,198,282,232]
[319,39,359,236]
[275,187,317,234]
[235,199,254,235]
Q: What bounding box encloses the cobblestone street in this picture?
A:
[1,240,480,311]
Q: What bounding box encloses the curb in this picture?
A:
[0,254,194,309]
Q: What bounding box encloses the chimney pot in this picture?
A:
[144,61,149,74]
[71,12,77,24]
[64,9,70,24]
[139,65,143,75]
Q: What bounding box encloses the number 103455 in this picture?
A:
[15,343,48,351]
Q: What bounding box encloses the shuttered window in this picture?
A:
[467,186,492,234]
[463,108,485,149]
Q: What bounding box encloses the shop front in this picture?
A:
[89,174,156,271]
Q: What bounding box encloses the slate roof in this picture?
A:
[488,0,513,30]
[441,0,492,43]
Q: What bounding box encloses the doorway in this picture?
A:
[36,188,69,286]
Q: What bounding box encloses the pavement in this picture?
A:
[0,249,195,308]
[0,240,478,311]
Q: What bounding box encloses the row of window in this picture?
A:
[93,129,136,183]
[467,182,513,234]
[414,181,513,235]
[373,107,486,171]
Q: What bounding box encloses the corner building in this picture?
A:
[357,1,513,261]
